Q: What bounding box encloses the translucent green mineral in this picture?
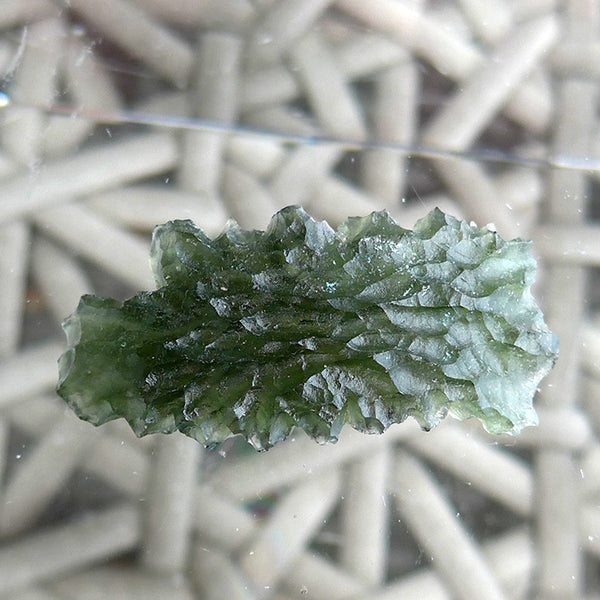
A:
[57,207,558,450]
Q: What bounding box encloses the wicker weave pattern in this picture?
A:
[0,1,598,599]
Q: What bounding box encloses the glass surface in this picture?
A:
[0,1,599,599]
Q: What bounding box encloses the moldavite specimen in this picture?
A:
[57,207,558,450]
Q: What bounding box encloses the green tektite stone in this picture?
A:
[57,207,558,450]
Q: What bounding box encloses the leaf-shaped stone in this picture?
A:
[57,207,558,450]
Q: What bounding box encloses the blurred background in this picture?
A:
[0,0,599,599]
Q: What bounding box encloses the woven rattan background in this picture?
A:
[0,1,599,599]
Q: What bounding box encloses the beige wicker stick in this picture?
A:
[253,0,277,8]
[340,447,391,585]
[227,137,286,179]
[490,406,592,453]
[6,396,151,499]
[268,144,343,208]
[580,321,600,378]
[392,450,507,600]
[106,422,149,450]
[197,484,533,600]
[0,149,17,180]
[355,565,451,600]
[240,469,342,591]
[247,86,340,209]
[528,408,593,452]
[536,449,583,594]
[223,163,278,229]
[403,423,534,516]
[581,505,600,559]
[333,33,408,81]
[193,489,368,600]
[0,342,64,410]
[456,0,512,43]
[179,31,242,199]
[30,237,92,326]
[76,435,151,498]
[284,553,365,600]
[192,547,255,600]
[533,224,600,265]
[408,159,543,241]
[286,529,532,600]
[61,396,155,457]
[421,15,557,235]
[67,0,193,87]
[0,504,140,594]
[307,175,385,226]
[194,495,386,600]
[582,371,600,436]
[195,484,365,600]
[0,420,6,500]
[98,418,154,453]
[402,167,540,234]
[337,0,479,81]
[432,159,518,238]
[0,132,178,225]
[335,0,552,133]
[129,0,254,29]
[0,18,64,165]
[0,589,62,600]
[535,5,598,590]
[250,96,340,218]
[0,0,59,29]
[4,402,536,600]
[361,527,533,600]
[34,204,155,290]
[287,30,367,140]
[552,41,600,78]
[134,90,189,121]
[244,104,319,138]
[587,127,600,178]
[240,32,407,112]
[3,589,64,600]
[495,167,543,234]
[42,37,122,158]
[0,221,28,357]
[254,101,349,214]
[208,423,419,502]
[0,413,97,537]
[5,397,67,439]
[192,487,258,551]
[246,0,333,67]
[428,1,472,40]
[0,41,14,77]
[422,15,558,153]
[240,64,303,113]
[480,528,534,600]
[507,0,558,21]
[361,60,420,207]
[51,566,196,600]
[142,433,201,573]
[88,186,228,237]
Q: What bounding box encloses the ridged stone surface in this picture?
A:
[57,207,558,450]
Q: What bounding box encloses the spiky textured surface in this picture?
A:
[57,207,558,450]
